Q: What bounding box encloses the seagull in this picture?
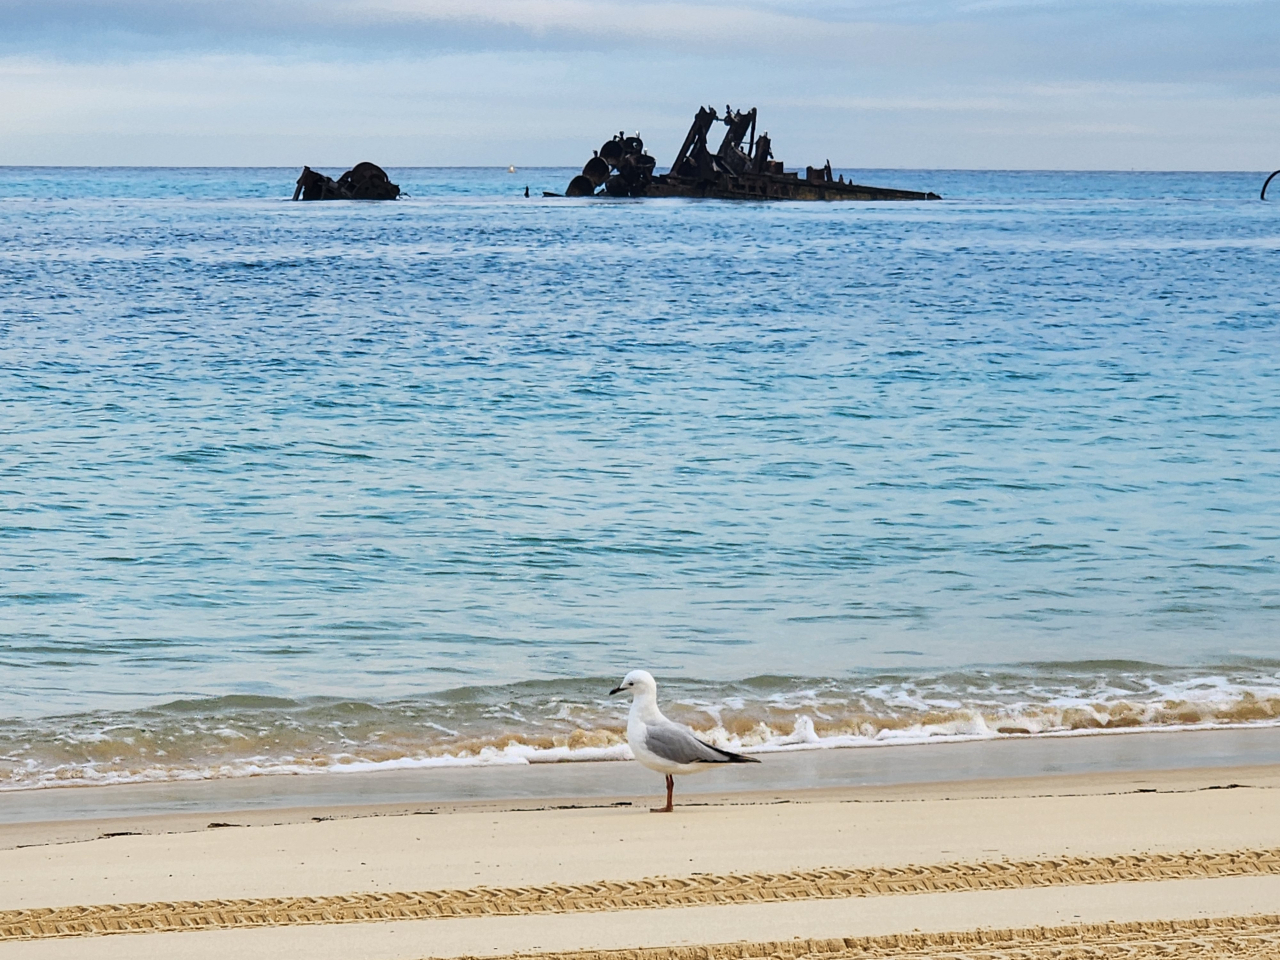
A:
[610,669,760,813]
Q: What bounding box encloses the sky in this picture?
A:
[1,0,1277,168]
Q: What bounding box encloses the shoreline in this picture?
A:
[10,662,1280,794]
[3,723,1279,828]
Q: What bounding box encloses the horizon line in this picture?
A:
[0,165,1275,174]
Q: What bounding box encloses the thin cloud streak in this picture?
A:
[367,0,875,49]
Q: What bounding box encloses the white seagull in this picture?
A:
[610,669,760,813]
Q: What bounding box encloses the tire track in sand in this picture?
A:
[4,848,1280,941]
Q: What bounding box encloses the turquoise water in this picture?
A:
[1,168,1278,787]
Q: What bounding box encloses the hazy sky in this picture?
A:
[2,0,1277,168]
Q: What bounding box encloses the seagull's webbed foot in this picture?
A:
[650,774,675,813]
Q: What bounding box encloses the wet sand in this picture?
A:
[5,723,1280,825]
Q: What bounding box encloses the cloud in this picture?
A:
[0,0,1277,166]
[4,0,1276,72]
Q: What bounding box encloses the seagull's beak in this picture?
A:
[609,685,624,695]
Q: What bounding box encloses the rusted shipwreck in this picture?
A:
[564,106,939,201]
[292,163,399,201]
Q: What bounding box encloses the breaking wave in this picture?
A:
[4,661,1280,790]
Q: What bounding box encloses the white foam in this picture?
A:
[6,668,1280,791]
[8,713,1280,792]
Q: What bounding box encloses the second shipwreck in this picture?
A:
[564,105,940,202]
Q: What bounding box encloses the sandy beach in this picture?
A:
[5,732,1280,959]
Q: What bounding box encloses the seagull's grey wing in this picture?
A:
[644,722,734,765]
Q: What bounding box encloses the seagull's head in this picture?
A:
[609,669,656,698]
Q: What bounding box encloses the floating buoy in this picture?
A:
[508,165,517,173]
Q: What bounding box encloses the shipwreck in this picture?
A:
[563,105,939,202]
[292,163,400,201]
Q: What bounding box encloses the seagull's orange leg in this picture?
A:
[651,774,674,813]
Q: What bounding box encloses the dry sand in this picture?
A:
[4,753,1280,958]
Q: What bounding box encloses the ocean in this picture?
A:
[1,167,1277,790]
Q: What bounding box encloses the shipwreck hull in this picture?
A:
[645,173,937,202]
[293,163,399,201]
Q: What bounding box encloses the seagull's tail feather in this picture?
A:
[703,742,762,764]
